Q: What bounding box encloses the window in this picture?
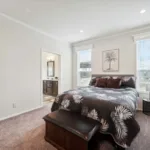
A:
[77,49,92,87]
[137,39,150,93]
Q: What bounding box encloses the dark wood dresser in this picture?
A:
[43,80,58,97]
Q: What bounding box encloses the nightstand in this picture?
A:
[138,91,149,111]
[143,99,150,116]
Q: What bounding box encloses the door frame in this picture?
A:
[40,49,61,106]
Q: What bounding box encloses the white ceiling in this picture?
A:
[0,0,150,43]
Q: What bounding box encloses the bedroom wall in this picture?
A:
[92,35,136,74]
[72,27,150,87]
[72,27,150,110]
[0,15,72,120]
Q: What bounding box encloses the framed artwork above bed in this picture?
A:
[102,49,119,72]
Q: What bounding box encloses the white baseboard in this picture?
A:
[0,105,43,121]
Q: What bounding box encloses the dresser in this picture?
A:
[43,80,58,97]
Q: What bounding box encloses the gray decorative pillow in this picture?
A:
[121,77,136,88]
[89,77,97,86]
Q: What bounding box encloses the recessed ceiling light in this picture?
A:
[140,9,146,14]
[80,30,84,33]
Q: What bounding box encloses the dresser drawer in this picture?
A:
[43,80,58,96]
[52,81,58,96]
[47,88,53,95]
[47,81,53,88]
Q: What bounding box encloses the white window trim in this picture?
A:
[133,32,150,42]
[73,44,94,52]
[136,38,150,95]
[134,32,150,91]
[77,49,92,87]
[73,44,93,88]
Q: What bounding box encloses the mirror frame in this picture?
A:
[47,61,55,77]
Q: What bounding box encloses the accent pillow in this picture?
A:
[95,78,107,88]
[107,77,121,88]
[89,77,97,86]
[121,77,135,88]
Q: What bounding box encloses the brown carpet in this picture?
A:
[0,104,150,150]
[0,103,56,150]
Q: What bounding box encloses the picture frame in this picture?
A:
[102,49,119,72]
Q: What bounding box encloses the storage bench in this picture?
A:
[43,110,100,150]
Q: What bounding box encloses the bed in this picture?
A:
[51,74,140,148]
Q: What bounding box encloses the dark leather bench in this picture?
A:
[43,110,100,150]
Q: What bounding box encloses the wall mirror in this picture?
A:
[47,61,55,77]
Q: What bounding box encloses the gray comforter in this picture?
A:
[51,86,140,148]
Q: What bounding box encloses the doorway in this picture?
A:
[41,51,61,105]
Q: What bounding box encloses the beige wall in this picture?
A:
[72,27,150,88]
[0,15,72,120]
[92,34,136,75]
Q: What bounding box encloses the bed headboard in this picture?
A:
[92,74,136,78]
